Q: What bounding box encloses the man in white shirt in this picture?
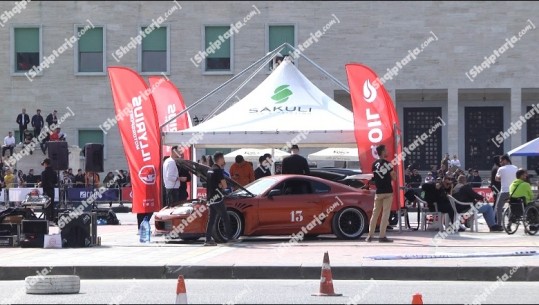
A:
[2,132,16,157]
[162,145,185,207]
[494,154,518,225]
[449,154,461,168]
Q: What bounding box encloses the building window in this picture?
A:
[78,129,105,158]
[77,26,104,73]
[14,27,40,73]
[465,107,504,170]
[403,107,443,170]
[204,26,232,72]
[141,26,168,73]
[268,25,295,69]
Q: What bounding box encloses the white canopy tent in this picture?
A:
[308,147,359,162]
[224,148,290,162]
[507,137,539,156]
[163,60,356,148]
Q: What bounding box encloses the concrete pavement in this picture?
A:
[1,213,538,281]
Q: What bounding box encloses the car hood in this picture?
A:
[176,159,255,197]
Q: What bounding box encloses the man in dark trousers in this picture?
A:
[204,152,236,246]
[16,108,30,143]
[175,149,191,201]
[281,145,310,175]
[365,145,395,243]
[40,158,58,225]
[46,110,58,128]
[452,175,502,232]
[31,109,44,138]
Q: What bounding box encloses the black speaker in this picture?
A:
[85,143,104,173]
[47,141,69,171]
[59,211,97,247]
[22,220,49,235]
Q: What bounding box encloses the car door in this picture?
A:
[257,178,323,234]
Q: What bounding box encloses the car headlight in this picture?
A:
[171,206,194,215]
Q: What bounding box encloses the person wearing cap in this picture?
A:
[46,110,58,128]
[494,154,518,226]
[40,158,58,224]
[281,144,310,175]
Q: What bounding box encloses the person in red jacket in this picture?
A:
[229,155,254,187]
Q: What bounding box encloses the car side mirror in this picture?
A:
[268,189,281,199]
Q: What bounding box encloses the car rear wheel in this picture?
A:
[332,207,367,239]
[213,210,243,243]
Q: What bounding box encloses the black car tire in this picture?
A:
[332,207,368,240]
[389,211,399,226]
[213,210,244,243]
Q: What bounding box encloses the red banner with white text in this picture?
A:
[148,77,192,159]
[345,63,403,209]
[108,67,162,213]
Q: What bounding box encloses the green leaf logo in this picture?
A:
[271,84,293,103]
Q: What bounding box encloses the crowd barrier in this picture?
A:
[1,186,134,204]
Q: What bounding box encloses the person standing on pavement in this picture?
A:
[365,145,395,243]
[229,155,255,187]
[162,146,184,207]
[255,155,272,179]
[204,152,236,246]
[16,108,30,144]
[40,158,58,224]
[176,149,191,201]
[281,145,310,175]
[31,109,44,139]
[494,154,518,225]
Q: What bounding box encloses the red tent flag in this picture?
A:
[148,76,192,159]
[108,67,162,213]
[345,63,403,209]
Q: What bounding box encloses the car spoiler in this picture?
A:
[176,159,255,197]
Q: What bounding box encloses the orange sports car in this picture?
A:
[154,160,375,242]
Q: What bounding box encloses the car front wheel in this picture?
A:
[213,210,244,243]
[332,207,367,239]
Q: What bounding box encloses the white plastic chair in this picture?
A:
[447,195,479,232]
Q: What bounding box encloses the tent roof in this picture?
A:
[163,60,355,148]
[508,137,539,156]
[308,147,359,161]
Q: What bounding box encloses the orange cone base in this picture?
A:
[311,292,343,296]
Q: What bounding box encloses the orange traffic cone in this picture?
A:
[175,275,188,304]
[411,293,423,304]
[312,251,342,296]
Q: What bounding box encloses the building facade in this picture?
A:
[0,1,538,173]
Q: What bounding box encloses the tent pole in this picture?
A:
[283,43,350,93]
[271,147,275,175]
[160,44,287,130]
[205,48,282,121]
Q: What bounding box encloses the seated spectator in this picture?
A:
[4,168,15,189]
[17,170,25,187]
[429,165,438,180]
[404,167,412,186]
[422,177,464,231]
[509,169,534,205]
[409,169,422,188]
[85,171,100,188]
[2,131,16,157]
[22,129,34,155]
[49,128,60,142]
[74,169,85,188]
[24,169,39,186]
[466,168,474,182]
[452,175,503,232]
[424,172,435,184]
[469,169,482,187]
[103,171,119,188]
[40,133,50,155]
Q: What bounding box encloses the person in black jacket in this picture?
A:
[281,145,310,175]
[46,110,58,128]
[452,175,502,232]
[16,108,30,143]
[175,150,191,201]
[31,109,44,138]
[254,155,272,179]
[40,158,58,224]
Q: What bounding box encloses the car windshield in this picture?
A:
[231,178,278,196]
